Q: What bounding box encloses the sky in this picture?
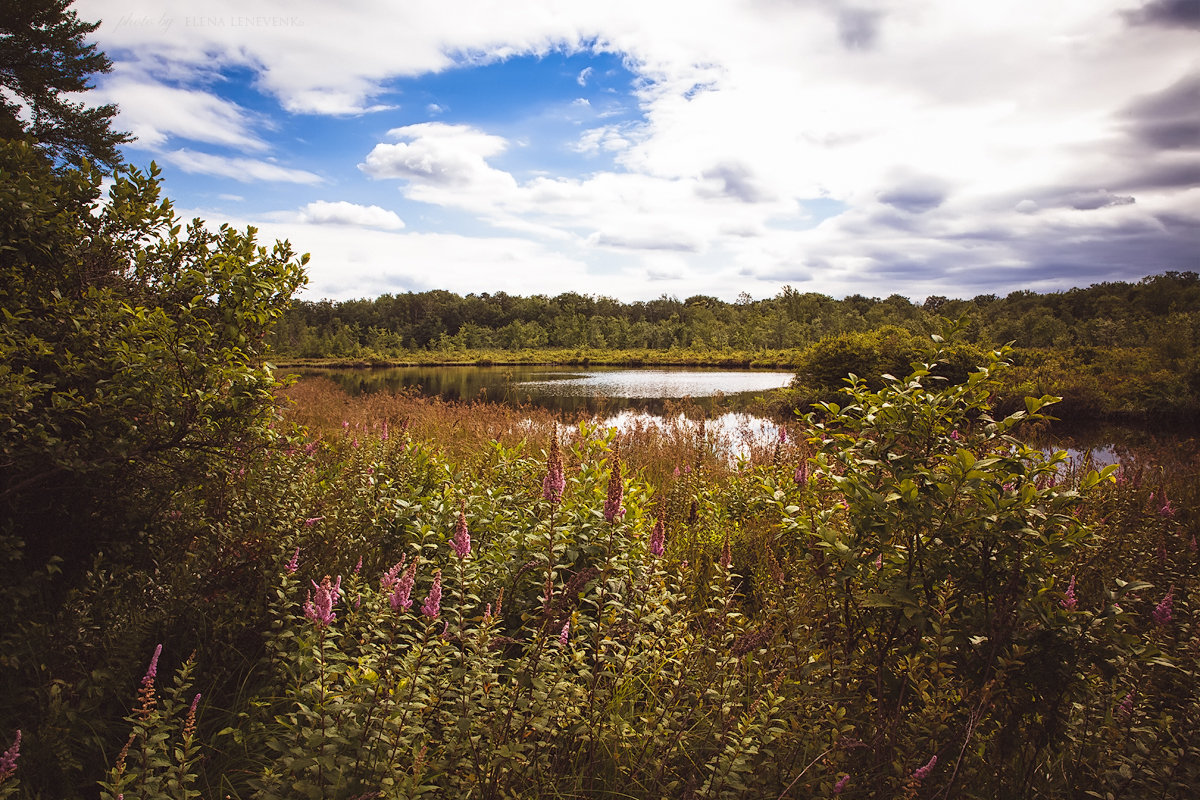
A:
[76,0,1200,303]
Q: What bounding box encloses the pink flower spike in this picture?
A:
[381,556,407,592]
[911,754,937,782]
[285,547,300,574]
[303,576,340,626]
[353,556,363,575]
[603,446,624,523]
[0,730,21,780]
[559,620,570,646]
[390,557,419,612]
[303,516,324,527]
[451,502,471,558]
[543,431,566,504]
[1061,576,1077,611]
[833,774,849,795]
[649,517,665,558]
[778,427,787,444]
[1152,587,1174,626]
[421,570,443,619]
[143,644,163,686]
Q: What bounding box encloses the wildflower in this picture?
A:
[451,501,471,558]
[182,694,201,742]
[354,556,362,575]
[874,552,883,570]
[1152,587,1173,626]
[559,620,570,645]
[833,773,849,795]
[303,516,324,527]
[304,575,341,626]
[649,516,666,558]
[143,644,163,687]
[543,431,566,503]
[483,603,492,625]
[381,556,406,591]
[794,461,808,485]
[603,445,625,523]
[422,570,443,619]
[949,429,961,441]
[390,557,419,612]
[778,427,787,444]
[285,547,300,574]
[1061,576,1077,611]
[911,754,937,782]
[1190,535,1197,553]
[1118,691,1134,718]
[382,421,389,441]
[719,535,732,569]
[0,730,21,781]
[1159,494,1175,517]
[673,465,681,477]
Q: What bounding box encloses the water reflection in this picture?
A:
[296,365,795,415]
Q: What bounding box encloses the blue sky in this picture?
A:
[79,0,1199,302]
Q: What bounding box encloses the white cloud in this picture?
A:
[163,149,323,184]
[81,0,1200,300]
[296,201,405,230]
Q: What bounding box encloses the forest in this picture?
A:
[1,3,1198,798]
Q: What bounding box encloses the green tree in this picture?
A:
[1,0,130,166]
[0,139,307,567]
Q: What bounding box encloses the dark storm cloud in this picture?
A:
[1122,71,1200,151]
[1123,0,1200,30]
[699,162,774,202]
[1114,160,1200,190]
[837,7,884,50]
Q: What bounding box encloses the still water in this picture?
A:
[294,365,1197,469]
[297,365,795,416]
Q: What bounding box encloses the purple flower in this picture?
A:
[143,644,163,687]
[543,433,566,503]
[778,427,787,444]
[451,502,471,559]
[911,754,937,782]
[1061,576,1077,611]
[603,447,625,523]
[0,730,21,781]
[1152,588,1173,626]
[421,569,443,619]
[1118,691,1134,718]
[949,429,961,441]
[794,461,809,485]
[874,552,883,570]
[649,517,665,558]
[304,575,341,626]
[1159,495,1175,517]
[353,556,362,575]
[389,557,419,612]
[381,557,406,591]
[285,547,300,574]
[559,620,570,645]
[303,516,324,527]
[833,773,849,795]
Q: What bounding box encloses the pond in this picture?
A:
[294,365,796,416]
[291,365,1199,470]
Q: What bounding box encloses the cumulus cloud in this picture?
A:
[296,201,405,229]
[163,150,323,183]
[95,76,267,152]
[82,0,1200,301]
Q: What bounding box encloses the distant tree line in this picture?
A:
[270,272,1200,359]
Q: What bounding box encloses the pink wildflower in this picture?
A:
[421,569,443,619]
[381,556,407,592]
[874,552,883,570]
[833,773,849,795]
[143,644,163,687]
[1118,691,1134,718]
[949,429,961,441]
[1061,576,1077,611]
[1190,535,1197,553]
[353,556,362,575]
[0,730,20,782]
[543,432,566,503]
[559,620,570,645]
[389,557,419,612]
[451,502,471,558]
[1159,494,1175,517]
[1152,588,1174,626]
[285,547,300,574]
[778,427,787,444]
[303,516,324,527]
[911,754,937,782]
[649,517,666,558]
[603,447,625,523]
[304,575,341,626]
[794,461,809,485]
